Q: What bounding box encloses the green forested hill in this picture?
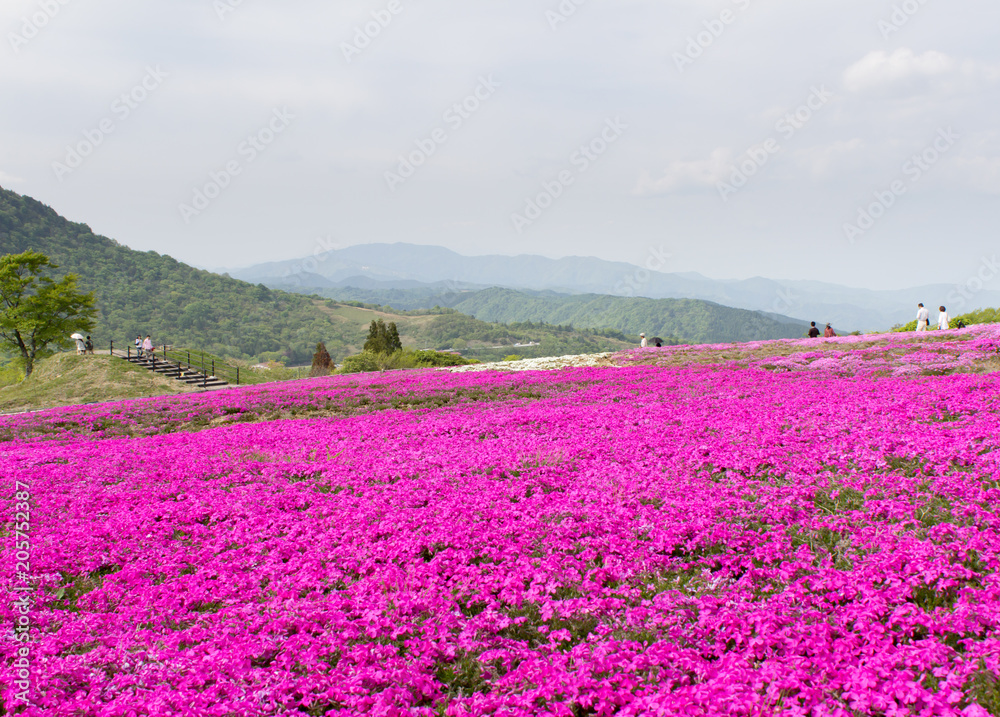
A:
[0,188,634,363]
[451,288,810,343]
[0,187,340,362]
[312,285,811,344]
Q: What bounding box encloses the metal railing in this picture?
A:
[161,346,240,386]
[109,341,240,387]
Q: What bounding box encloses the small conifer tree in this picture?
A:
[386,322,402,352]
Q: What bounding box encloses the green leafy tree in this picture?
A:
[310,341,332,377]
[0,251,97,377]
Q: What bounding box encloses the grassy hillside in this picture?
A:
[0,353,194,414]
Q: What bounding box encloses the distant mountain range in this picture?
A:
[0,187,806,362]
[231,243,1000,331]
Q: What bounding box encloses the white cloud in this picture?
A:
[634,148,732,195]
[842,48,996,95]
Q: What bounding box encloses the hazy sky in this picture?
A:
[1,0,997,290]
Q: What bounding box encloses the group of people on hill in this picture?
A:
[135,334,154,357]
[74,336,94,354]
[807,322,837,338]
[915,303,958,331]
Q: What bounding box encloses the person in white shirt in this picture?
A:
[639,333,647,348]
[938,306,950,330]
[916,303,929,332]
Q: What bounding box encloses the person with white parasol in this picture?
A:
[70,332,86,354]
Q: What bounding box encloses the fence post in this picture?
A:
[236,367,239,385]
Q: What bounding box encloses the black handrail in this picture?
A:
[161,346,240,386]
[109,341,240,386]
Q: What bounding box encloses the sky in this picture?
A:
[1,0,997,291]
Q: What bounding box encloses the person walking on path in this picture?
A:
[142,335,154,358]
[823,324,836,338]
[808,322,820,338]
[916,303,930,332]
[640,333,647,348]
[135,334,143,357]
[938,306,950,330]
[84,336,94,354]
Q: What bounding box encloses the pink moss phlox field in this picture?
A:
[2,327,1000,715]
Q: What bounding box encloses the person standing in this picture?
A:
[808,322,820,338]
[142,335,154,358]
[916,303,929,332]
[639,333,647,348]
[938,306,950,330]
[85,336,94,354]
[135,334,144,357]
[823,324,836,338]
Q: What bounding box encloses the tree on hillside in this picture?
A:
[310,341,332,377]
[0,250,97,377]
[386,322,401,352]
[363,319,403,354]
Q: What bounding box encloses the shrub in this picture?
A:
[337,349,478,374]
